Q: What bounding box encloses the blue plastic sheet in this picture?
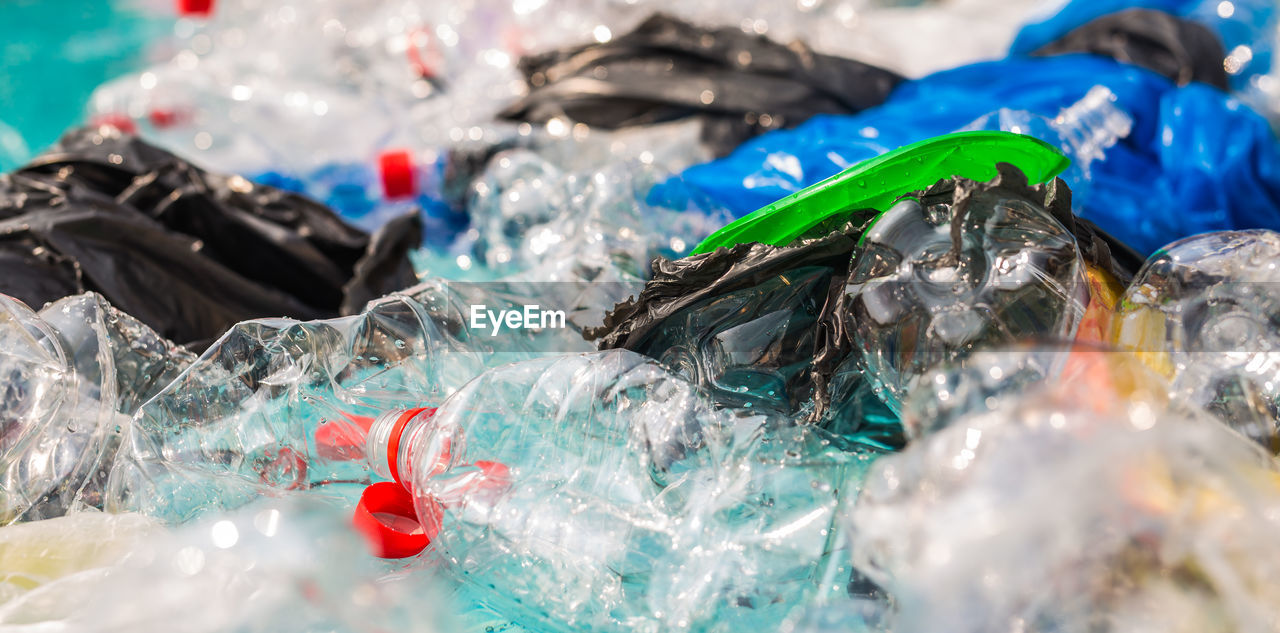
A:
[657,54,1280,255]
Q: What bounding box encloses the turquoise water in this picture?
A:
[0,0,170,170]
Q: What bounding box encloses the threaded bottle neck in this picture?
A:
[1051,86,1132,171]
[365,407,435,487]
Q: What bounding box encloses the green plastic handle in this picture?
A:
[690,131,1071,255]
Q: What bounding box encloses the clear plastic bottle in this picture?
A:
[358,350,876,633]
[962,85,1133,196]
[0,293,191,525]
[844,167,1089,413]
[1113,229,1280,451]
[105,279,601,523]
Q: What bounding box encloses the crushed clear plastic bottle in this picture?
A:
[844,167,1089,413]
[105,278,613,523]
[962,85,1133,195]
[0,293,192,525]
[1113,229,1280,451]
[362,349,879,633]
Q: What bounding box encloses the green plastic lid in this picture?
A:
[690,131,1071,255]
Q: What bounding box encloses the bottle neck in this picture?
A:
[365,407,435,488]
[1051,86,1132,173]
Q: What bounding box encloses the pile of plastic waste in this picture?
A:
[4,0,1280,632]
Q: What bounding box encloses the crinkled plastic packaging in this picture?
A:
[0,511,161,605]
[0,500,448,633]
[852,346,1280,633]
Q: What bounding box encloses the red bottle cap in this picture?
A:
[378,150,417,200]
[89,114,137,135]
[352,482,437,558]
[406,27,442,79]
[148,108,188,129]
[177,0,214,17]
[315,412,375,461]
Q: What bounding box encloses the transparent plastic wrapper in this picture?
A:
[105,278,619,524]
[0,511,161,606]
[851,346,1280,633]
[1,292,192,525]
[0,499,448,633]
[788,0,1045,79]
[359,350,879,633]
[663,54,1280,256]
[1114,229,1280,452]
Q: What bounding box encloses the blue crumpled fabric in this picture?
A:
[655,54,1280,256]
[1011,0,1275,92]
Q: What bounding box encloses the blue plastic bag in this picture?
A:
[659,55,1280,255]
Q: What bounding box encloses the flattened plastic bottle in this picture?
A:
[358,350,878,633]
[0,293,192,525]
[105,278,610,523]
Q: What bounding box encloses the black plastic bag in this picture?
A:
[0,127,421,349]
[588,166,1142,429]
[501,13,904,157]
[1033,8,1229,90]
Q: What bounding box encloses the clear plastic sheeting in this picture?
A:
[0,511,161,606]
[1114,229,1280,451]
[0,293,192,525]
[105,279,611,524]
[371,350,879,633]
[0,500,448,633]
[851,347,1280,633]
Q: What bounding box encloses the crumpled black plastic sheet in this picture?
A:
[1033,8,1230,90]
[588,166,1142,429]
[0,127,422,349]
[501,13,905,157]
